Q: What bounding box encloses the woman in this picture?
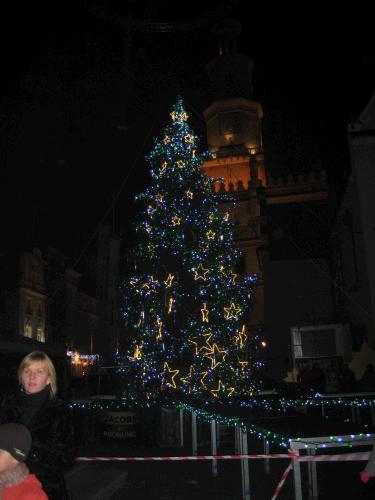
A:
[0,351,75,499]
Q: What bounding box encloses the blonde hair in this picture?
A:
[18,351,57,397]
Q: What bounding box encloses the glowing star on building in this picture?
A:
[199,332,213,354]
[185,190,193,199]
[164,273,175,287]
[224,302,242,320]
[148,244,155,253]
[176,160,185,168]
[206,230,215,240]
[223,212,230,222]
[172,216,181,226]
[163,135,170,145]
[161,161,168,172]
[194,263,209,281]
[201,303,209,323]
[163,362,179,389]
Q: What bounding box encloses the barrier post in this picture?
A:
[290,441,303,500]
[307,448,318,499]
[238,426,250,500]
[235,424,240,454]
[211,420,218,476]
[179,408,184,447]
[263,438,270,473]
[192,412,197,456]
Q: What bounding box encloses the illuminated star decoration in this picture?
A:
[156,193,164,203]
[201,303,209,323]
[172,216,181,226]
[176,160,185,168]
[232,324,247,348]
[184,134,194,144]
[211,380,235,397]
[199,332,213,354]
[224,302,242,320]
[230,271,238,285]
[185,189,193,199]
[170,111,188,122]
[147,205,155,216]
[194,263,209,281]
[163,362,179,388]
[163,135,170,144]
[206,230,215,240]
[180,365,193,384]
[199,371,208,389]
[129,344,142,361]
[156,318,163,340]
[238,360,248,372]
[160,161,168,176]
[164,273,175,287]
[167,297,174,314]
[205,344,228,369]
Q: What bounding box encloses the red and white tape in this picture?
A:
[76,453,292,461]
[76,451,370,462]
[271,462,293,500]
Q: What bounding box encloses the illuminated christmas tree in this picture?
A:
[121,98,261,403]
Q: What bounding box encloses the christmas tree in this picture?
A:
[121,98,261,403]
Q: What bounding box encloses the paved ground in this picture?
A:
[65,439,375,499]
[66,406,375,499]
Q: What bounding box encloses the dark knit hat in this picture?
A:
[0,423,32,462]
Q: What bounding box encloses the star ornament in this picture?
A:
[156,193,164,204]
[199,371,208,389]
[170,111,188,122]
[185,189,193,199]
[163,135,170,145]
[163,362,179,389]
[184,134,195,144]
[206,230,216,240]
[201,303,209,323]
[147,205,155,216]
[224,302,242,320]
[164,273,175,287]
[211,380,235,397]
[180,365,193,384]
[204,343,228,369]
[176,160,185,168]
[194,263,209,281]
[129,344,142,361]
[172,216,181,226]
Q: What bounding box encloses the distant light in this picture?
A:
[261,340,267,347]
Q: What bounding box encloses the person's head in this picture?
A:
[0,423,31,472]
[18,351,57,397]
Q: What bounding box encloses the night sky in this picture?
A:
[1,1,374,276]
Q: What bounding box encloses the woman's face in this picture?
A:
[21,361,51,395]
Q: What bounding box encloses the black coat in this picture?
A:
[0,392,76,500]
